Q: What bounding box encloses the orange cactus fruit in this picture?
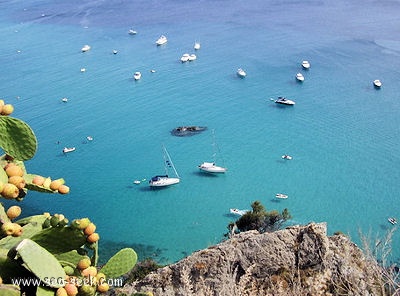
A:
[6,205,22,219]
[58,184,70,194]
[32,175,45,186]
[1,222,16,236]
[5,165,23,177]
[1,104,14,115]
[97,282,110,293]
[87,233,100,243]
[0,275,3,285]
[1,183,20,199]
[77,257,91,270]
[81,266,97,277]
[64,283,78,296]
[84,223,96,235]
[56,287,68,296]
[11,223,23,237]
[50,179,64,191]
[8,176,26,189]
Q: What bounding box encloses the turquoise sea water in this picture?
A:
[1,0,400,264]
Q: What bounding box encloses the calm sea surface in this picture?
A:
[1,0,400,264]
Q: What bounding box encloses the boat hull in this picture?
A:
[199,163,227,173]
[149,177,180,187]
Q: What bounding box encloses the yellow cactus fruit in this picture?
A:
[0,99,4,106]
[58,184,70,194]
[32,175,45,186]
[0,275,3,285]
[12,223,23,237]
[50,179,64,191]
[1,183,20,199]
[5,165,23,177]
[56,287,68,296]
[1,104,14,115]
[6,205,22,220]
[96,282,110,293]
[87,233,100,243]
[42,177,52,188]
[77,218,91,230]
[81,266,97,277]
[1,222,17,236]
[64,283,78,296]
[84,223,96,235]
[96,272,106,283]
[77,257,91,270]
[8,175,26,189]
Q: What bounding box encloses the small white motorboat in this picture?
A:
[61,97,68,103]
[301,60,310,69]
[373,79,382,88]
[156,35,167,46]
[198,162,227,173]
[237,68,246,78]
[230,208,249,216]
[86,136,93,141]
[282,154,293,160]
[296,73,305,82]
[81,45,91,52]
[80,68,86,73]
[194,42,201,50]
[133,71,142,80]
[180,53,190,63]
[275,193,288,199]
[150,69,156,73]
[133,180,141,185]
[188,54,197,61]
[128,29,137,35]
[388,217,397,225]
[275,97,295,105]
[112,49,118,55]
[63,147,76,153]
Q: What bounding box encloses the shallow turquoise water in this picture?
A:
[1,0,400,264]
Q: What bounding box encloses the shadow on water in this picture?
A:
[192,171,221,178]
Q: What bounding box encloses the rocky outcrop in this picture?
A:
[120,223,386,296]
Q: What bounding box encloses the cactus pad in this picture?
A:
[31,226,86,254]
[0,165,7,184]
[24,174,56,194]
[0,203,11,224]
[0,117,37,161]
[0,284,20,296]
[9,239,66,288]
[100,248,137,278]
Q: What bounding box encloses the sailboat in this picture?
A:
[198,130,227,173]
[149,145,180,187]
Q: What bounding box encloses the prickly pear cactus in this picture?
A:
[100,248,138,278]
[0,116,37,161]
[9,239,66,288]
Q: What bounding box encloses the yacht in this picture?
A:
[188,54,197,61]
[295,73,305,82]
[156,35,167,46]
[275,193,288,199]
[373,79,382,88]
[63,147,76,153]
[180,53,190,63]
[112,49,118,55]
[61,97,68,103]
[237,68,246,78]
[301,60,310,69]
[194,42,201,50]
[198,162,227,173]
[275,97,295,105]
[230,208,249,216]
[149,145,180,187]
[282,154,293,160]
[81,45,91,52]
[133,72,142,80]
[388,217,397,225]
[128,29,137,35]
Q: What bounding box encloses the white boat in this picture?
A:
[181,53,190,63]
[80,68,86,73]
[237,68,246,78]
[156,35,167,46]
[149,145,180,187]
[295,73,304,82]
[194,42,201,50]
[282,154,292,160]
[388,217,397,225]
[61,97,68,103]
[81,45,91,52]
[63,147,76,153]
[133,72,142,80]
[198,130,227,173]
[373,79,382,88]
[188,54,197,61]
[128,29,137,35]
[112,49,118,55]
[230,208,249,216]
[275,97,295,105]
[301,60,310,69]
[86,136,93,141]
[276,193,288,199]
[133,180,141,184]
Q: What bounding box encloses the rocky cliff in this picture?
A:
[119,223,387,296]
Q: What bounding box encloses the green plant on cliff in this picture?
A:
[227,201,292,237]
[0,100,138,296]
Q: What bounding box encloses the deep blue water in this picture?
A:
[1,0,400,264]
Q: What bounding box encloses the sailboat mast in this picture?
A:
[162,145,180,178]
